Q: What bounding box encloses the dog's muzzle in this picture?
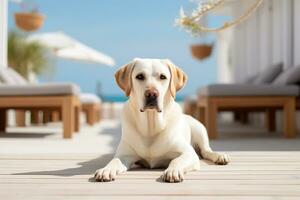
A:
[140,89,161,112]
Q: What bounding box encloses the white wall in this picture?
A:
[294,0,300,66]
[293,0,300,132]
[0,0,8,68]
[216,28,233,83]
[217,0,300,132]
[219,0,297,82]
[282,0,293,69]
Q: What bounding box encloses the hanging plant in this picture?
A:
[13,0,45,32]
[175,0,264,33]
[190,44,213,60]
[175,0,263,61]
[175,1,214,61]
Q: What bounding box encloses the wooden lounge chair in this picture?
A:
[192,64,300,139]
[0,67,101,126]
[43,94,102,126]
[197,84,299,139]
[0,83,80,138]
[80,94,102,125]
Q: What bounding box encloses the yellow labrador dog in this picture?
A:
[94,58,229,182]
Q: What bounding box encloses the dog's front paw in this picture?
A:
[162,167,184,183]
[214,153,230,165]
[94,168,117,182]
[94,158,127,182]
[94,166,126,182]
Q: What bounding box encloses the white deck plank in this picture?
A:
[1,120,300,199]
[0,152,300,199]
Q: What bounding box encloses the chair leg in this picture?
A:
[205,100,218,139]
[265,109,276,132]
[198,106,205,125]
[96,107,101,122]
[0,109,6,132]
[15,110,26,127]
[184,101,197,118]
[31,110,40,124]
[62,97,75,139]
[74,106,80,133]
[240,112,249,124]
[43,110,51,124]
[86,105,96,125]
[51,111,61,122]
[234,111,248,124]
[96,104,101,122]
[283,98,296,138]
[233,111,241,121]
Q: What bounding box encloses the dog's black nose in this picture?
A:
[144,89,159,100]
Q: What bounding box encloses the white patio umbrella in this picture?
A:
[27,32,115,66]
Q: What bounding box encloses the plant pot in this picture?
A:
[190,44,213,60]
[14,12,45,32]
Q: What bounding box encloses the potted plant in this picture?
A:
[175,0,263,60]
[175,6,214,60]
[190,43,213,60]
[14,1,45,32]
[7,31,51,81]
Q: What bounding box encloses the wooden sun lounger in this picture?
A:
[0,96,80,138]
[195,84,299,139]
[197,96,296,139]
[15,94,102,126]
[82,103,101,125]
[0,84,81,139]
[0,67,100,129]
[34,102,101,126]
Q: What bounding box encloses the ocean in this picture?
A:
[100,95,185,102]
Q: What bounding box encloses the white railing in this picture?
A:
[0,0,8,68]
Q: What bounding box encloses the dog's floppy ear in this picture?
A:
[115,60,136,97]
[163,59,187,98]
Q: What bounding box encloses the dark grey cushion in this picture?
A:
[273,66,300,85]
[243,74,258,84]
[198,84,299,97]
[253,63,283,84]
[7,67,28,85]
[0,68,16,85]
[0,83,80,96]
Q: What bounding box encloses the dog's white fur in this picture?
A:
[94,58,229,182]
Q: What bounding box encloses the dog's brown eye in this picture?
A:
[160,74,167,80]
[136,74,145,80]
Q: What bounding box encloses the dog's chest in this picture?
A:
[131,132,177,166]
[136,139,173,168]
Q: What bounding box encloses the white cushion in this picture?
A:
[80,93,101,104]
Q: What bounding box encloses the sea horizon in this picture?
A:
[100,94,186,102]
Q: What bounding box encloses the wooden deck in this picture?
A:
[1,151,300,200]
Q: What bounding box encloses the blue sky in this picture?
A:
[8,0,218,97]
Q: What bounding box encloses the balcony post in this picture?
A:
[0,0,8,68]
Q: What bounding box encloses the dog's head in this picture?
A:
[115,58,187,112]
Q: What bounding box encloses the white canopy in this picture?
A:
[27,32,115,67]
